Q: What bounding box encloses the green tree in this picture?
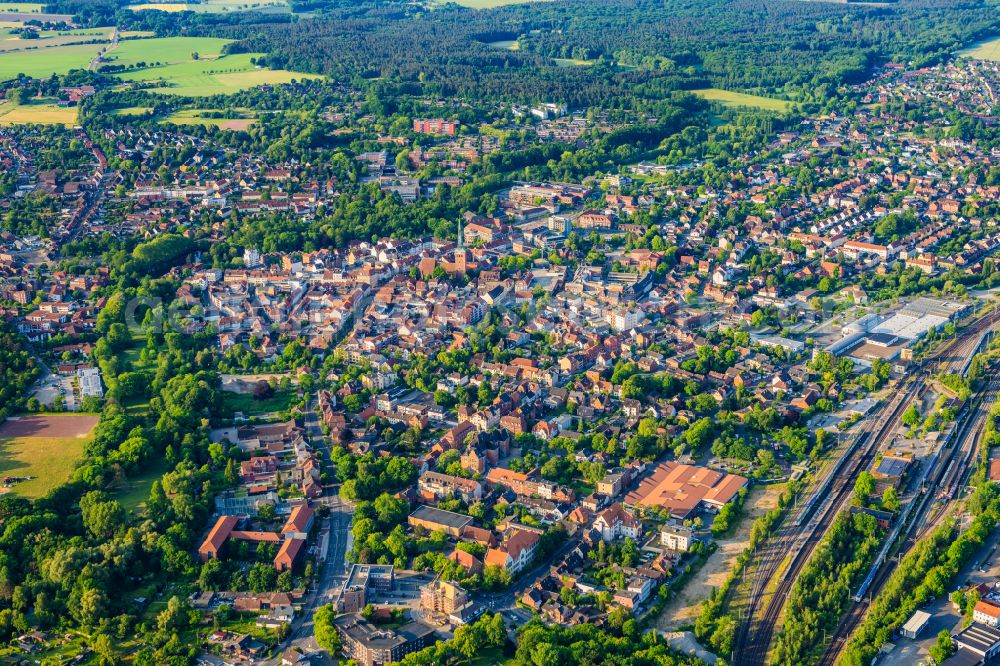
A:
[853,471,875,506]
[929,629,955,664]
[314,604,341,653]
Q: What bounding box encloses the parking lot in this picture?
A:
[880,517,999,666]
[372,571,435,609]
[32,374,78,411]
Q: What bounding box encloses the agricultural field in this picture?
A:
[0,414,98,499]
[0,2,43,12]
[105,35,233,67]
[432,0,551,7]
[0,26,114,52]
[162,108,257,129]
[0,41,103,79]
[115,51,321,96]
[0,10,73,22]
[690,88,793,112]
[0,100,78,126]
[127,0,290,13]
[959,35,1000,62]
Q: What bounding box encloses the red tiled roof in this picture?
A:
[275,538,305,568]
[281,504,314,535]
[199,515,239,556]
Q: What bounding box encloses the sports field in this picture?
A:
[960,35,1000,62]
[0,415,97,498]
[127,0,289,12]
[115,51,321,95]
[690,88,793,112]
[0,41,103,79]
[0,101,78,126]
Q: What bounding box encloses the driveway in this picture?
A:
[879,518,1000,666]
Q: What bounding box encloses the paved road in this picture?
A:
[89,27,118,72]
[477,533,581,617]
[260,398,352,665]
[879,521,999,666]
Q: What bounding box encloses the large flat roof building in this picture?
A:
[334,615,435,666]
[337,564,395,614]
[625,461,747,519]
[953,622,1000,661]
[407,505,474,537]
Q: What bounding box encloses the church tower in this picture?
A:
[455,219,467,273]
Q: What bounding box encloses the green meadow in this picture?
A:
[0,41,103,79]
[116,52,320,95]
[105,36,233,67]
[960,35,1000,62]
[690,88,793,112]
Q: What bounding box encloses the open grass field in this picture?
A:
[0,41,103,79]
[960,35,1000,62]
[0,415,97,499]
[485,39,518,50]
[162,108,257,128]
[0,436,86,498]
[553,57,593,67]
[127,0,289,12]
[221,386,296,415]
[112,459,170,512]
[113,106,154,116]
[0,100,78,126]
[106,36,232,67]
[690,88,793,112]
[116,51,321,95]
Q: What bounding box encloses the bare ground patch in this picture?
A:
[0,414,99,438]
[655,483,785,631]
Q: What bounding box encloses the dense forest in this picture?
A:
[228,0,1000,107]
[43,0,1000,109]
[0,322,42,420]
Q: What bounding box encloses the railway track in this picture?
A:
[734,381,922,665]
[734,311,997,666]
[817,377,999,665]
